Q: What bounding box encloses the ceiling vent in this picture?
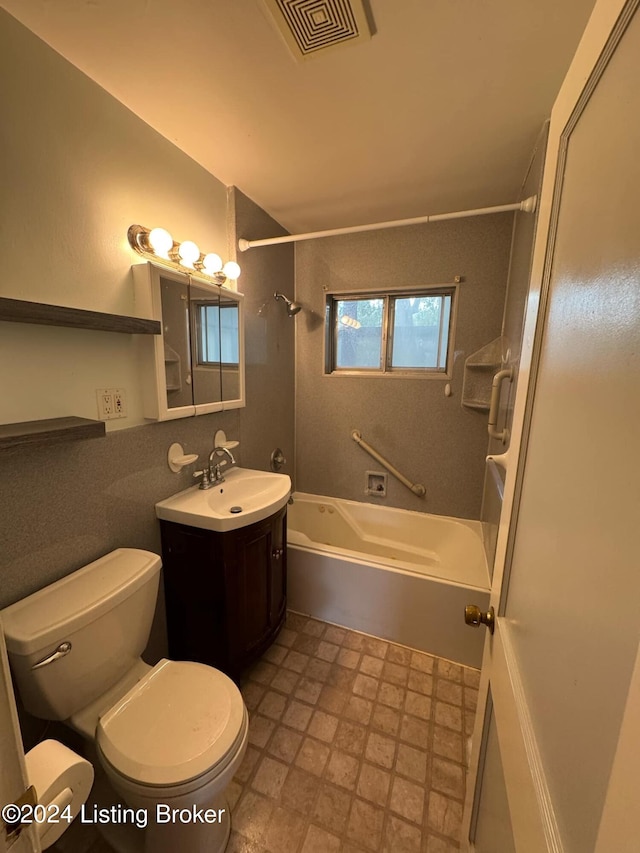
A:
[262,0,372,61]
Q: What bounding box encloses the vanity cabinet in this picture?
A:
[160,506,287,679]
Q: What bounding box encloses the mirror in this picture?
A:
[134,262,244,420]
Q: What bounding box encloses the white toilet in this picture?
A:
[1,548,248,853]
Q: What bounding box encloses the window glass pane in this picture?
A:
[220,304,239,364]
[198,304,221,364]
[390,294,450,369]
[334,298,383,369]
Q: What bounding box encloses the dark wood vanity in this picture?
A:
[160,505,287,680]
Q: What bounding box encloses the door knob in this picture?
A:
[464,604,495,634]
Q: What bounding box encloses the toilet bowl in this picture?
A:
[0,549,248,853]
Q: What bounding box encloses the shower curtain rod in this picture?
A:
[238,196,537,251]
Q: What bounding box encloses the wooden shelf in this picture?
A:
[0,296,161,335]
[0,417,106,450]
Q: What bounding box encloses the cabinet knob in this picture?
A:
[272,548,284,560]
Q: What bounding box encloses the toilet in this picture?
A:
[0,548,248,853]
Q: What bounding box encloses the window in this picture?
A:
[196,303,239,367]
[325,288,454,375]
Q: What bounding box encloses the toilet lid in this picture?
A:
[96,659,245,786]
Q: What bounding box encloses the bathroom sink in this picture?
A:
[155,467,291,532]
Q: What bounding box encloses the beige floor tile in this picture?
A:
[264,806,306,853]
[371,703,401,736]
[423,833,460,852]
[324,625,348,645]
[307,709,339,743]
[302,618,326,638]
[396,743,428,783]
[306,658,331,681]
[436,680,463,706]
[301,824,341,853]
[318,685,348,714]
[295,676,323,705]
[463,666,481,689]
[275,627,297,648]
[280,767,321,814]
[327,664,357,690]
[382,661,409,686]
[405,691,432,721]
[325,750,360,790]
[353,673,380,701]
[257,690,287,721]
[410,651,435,674]
[251,756,289,799]
[408,670,433,696]
[464,687,479,711]
[270,668,299,694]
[399,715,430,749]
[262,643,288,665]
[344,695,374,725]
[335,719,368,756]
[382,814,423,853]
[267,726,303,763]
[293,634,320,656]
[356,762,391,806]
[283,650,310,674]
[227,829,268,852]
[387,645,412,666]
[234,791,275,843]
[364,731,396,769]
[282,700,313,732]
[378,682,405,709]
[389,777,425,825]
[316,640,340,662]
[249,660,278,685]
[346,798,386,851]
[313,783,353,833]
[431,758,465,799]
[241,681,266,711]
[235,745,261,783]
[337,647,361,669]
[362,636,389,659]
[433,702,462,732]
[432,726,463,763]
[295,736,331,776]
[343,631,367,652]
[436,660,463,683]
[248,714,276,748]
[426,791,463,842]
[360,654,384,677]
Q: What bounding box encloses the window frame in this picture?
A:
[324,285,457,378]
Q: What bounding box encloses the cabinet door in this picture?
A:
[269,508,287,628]
[229,518,274,658]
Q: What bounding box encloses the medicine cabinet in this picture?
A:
[133,262,245,421]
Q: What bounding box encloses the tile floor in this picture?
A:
[50,611,479,853]
[227,611,480,853]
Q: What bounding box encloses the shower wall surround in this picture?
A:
[294,214,513,519]
[0,16,295,626]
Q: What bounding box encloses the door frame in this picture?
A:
[463,0,640,848]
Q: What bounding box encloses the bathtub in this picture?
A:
[287,493,490,668]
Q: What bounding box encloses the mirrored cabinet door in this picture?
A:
[133,262,245,421]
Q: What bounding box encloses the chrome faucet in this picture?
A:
[208,446,236,485]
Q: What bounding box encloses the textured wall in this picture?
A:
[232,190,296,479]
[294,215,513,519]
[0,10,228,429]
[482,123,549,572]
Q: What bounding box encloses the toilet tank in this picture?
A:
[0,549,161,722]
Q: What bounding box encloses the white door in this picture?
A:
[0,625,39,853]
[463,0,640,850]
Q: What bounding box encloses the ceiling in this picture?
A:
[1,0,596,234]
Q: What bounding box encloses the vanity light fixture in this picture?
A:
[127,225,241,286]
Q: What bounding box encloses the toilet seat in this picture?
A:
[96,659,246,788]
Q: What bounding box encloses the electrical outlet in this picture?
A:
[112,388,127,417]
[96,388,127,420]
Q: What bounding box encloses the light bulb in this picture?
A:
[148,227,173,259]
[223,261,241,280]
[178,240,200,268]
[202,253,223,275]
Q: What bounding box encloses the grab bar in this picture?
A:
[487,368,513,444]
[351,430,426,497]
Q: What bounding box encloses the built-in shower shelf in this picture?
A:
[0,416,106,450]
[0,296,161,335]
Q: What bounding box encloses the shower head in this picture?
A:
[274,292,302,317]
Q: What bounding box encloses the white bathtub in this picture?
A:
[287,493,490,668]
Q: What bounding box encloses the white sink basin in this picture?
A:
[155,467,291,532]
